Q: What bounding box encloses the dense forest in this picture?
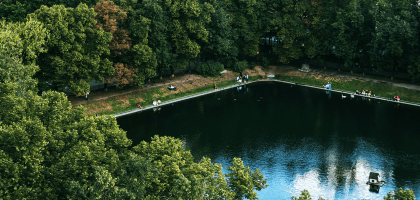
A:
[1,0,419,199]
[2,0,420,95]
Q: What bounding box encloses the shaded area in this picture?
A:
[118,82,420,199]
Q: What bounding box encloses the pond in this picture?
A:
[117,82,420,199]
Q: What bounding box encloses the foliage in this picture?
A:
[198,0,238,62]
[135,0,176,76]
[29,4,114,95]
[249,62,256,69]
[261,56,270,68]
[226,157,268,200]
[234,60,248,73]
[197,62,224,77]
[384,187,416,200]
[93,0,135,88]
[223,0,265,57]
[290,189,324,200]
[225,57,238,69]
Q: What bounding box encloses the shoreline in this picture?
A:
[112,78,420,118]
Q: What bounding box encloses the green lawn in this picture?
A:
[86,73,419,117]
[274,75,420,103]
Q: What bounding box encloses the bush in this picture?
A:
[196,62,224,77]
[224,58,237,69]
[234,60,248,73]
[261,56,270,68]
[249,62,256,69]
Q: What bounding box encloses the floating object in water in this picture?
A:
[342,94,347,98]
[366,172,385,193]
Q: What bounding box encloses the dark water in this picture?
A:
[117,82,420,200]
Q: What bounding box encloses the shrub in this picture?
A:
[234,60,248,73]
[249,62,256,69]
[196,62,224,77]
[224,58,238,69]
[261,56,270,68]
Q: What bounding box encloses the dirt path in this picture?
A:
[68,70,238,108]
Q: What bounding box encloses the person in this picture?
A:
[356,90,360,95]
[158,99,161,105]
[240,71,243,78]
[86,91,90,101]
[214,84,218,90]
[396,96,400,101]
[153,100,157,106]
[393,96,397,101]
[323,82,331,89]
[137,103,143,109]
[96,114,99,117]
[361,90,365,95]
[246,74,249,81]
[368,91,371,96]
[236,76,240,82]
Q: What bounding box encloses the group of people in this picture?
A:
[393,95,401,101]
[153,99,161,106]
[237,74,249,83]
[356,90,375,97]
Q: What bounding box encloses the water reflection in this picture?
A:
[118,82,420,199]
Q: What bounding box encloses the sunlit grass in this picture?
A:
[274,75,420,103]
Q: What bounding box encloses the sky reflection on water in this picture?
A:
[118,82,420,199]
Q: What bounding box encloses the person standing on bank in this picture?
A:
[86,91,90,101]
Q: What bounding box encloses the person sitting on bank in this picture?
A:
[368,91,372,96]
[214,84,218,90]
[356,90,360,95]
[96,114,99,117]
[394,96,400,101]
[153,100,157,106]
[246,74,249,81]
[169,85,175,89]
[137,103,143,109]
[323,82,331,89]
[361,90,366,95]
[396,96,400,101]
[158,99,161,105]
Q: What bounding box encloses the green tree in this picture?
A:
[384,187,416,200]
[371,0,419,76]
[224,0,265,57]
[234,60,248,73]
[291,190,325,200]
[226,157,268,200]
[137,0,177,79]
[196,61,224,77]
[29,4,114,95]
[198,0,238,63]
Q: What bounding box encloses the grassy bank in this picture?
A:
[274,75,420,104]
[86,75,263,116]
